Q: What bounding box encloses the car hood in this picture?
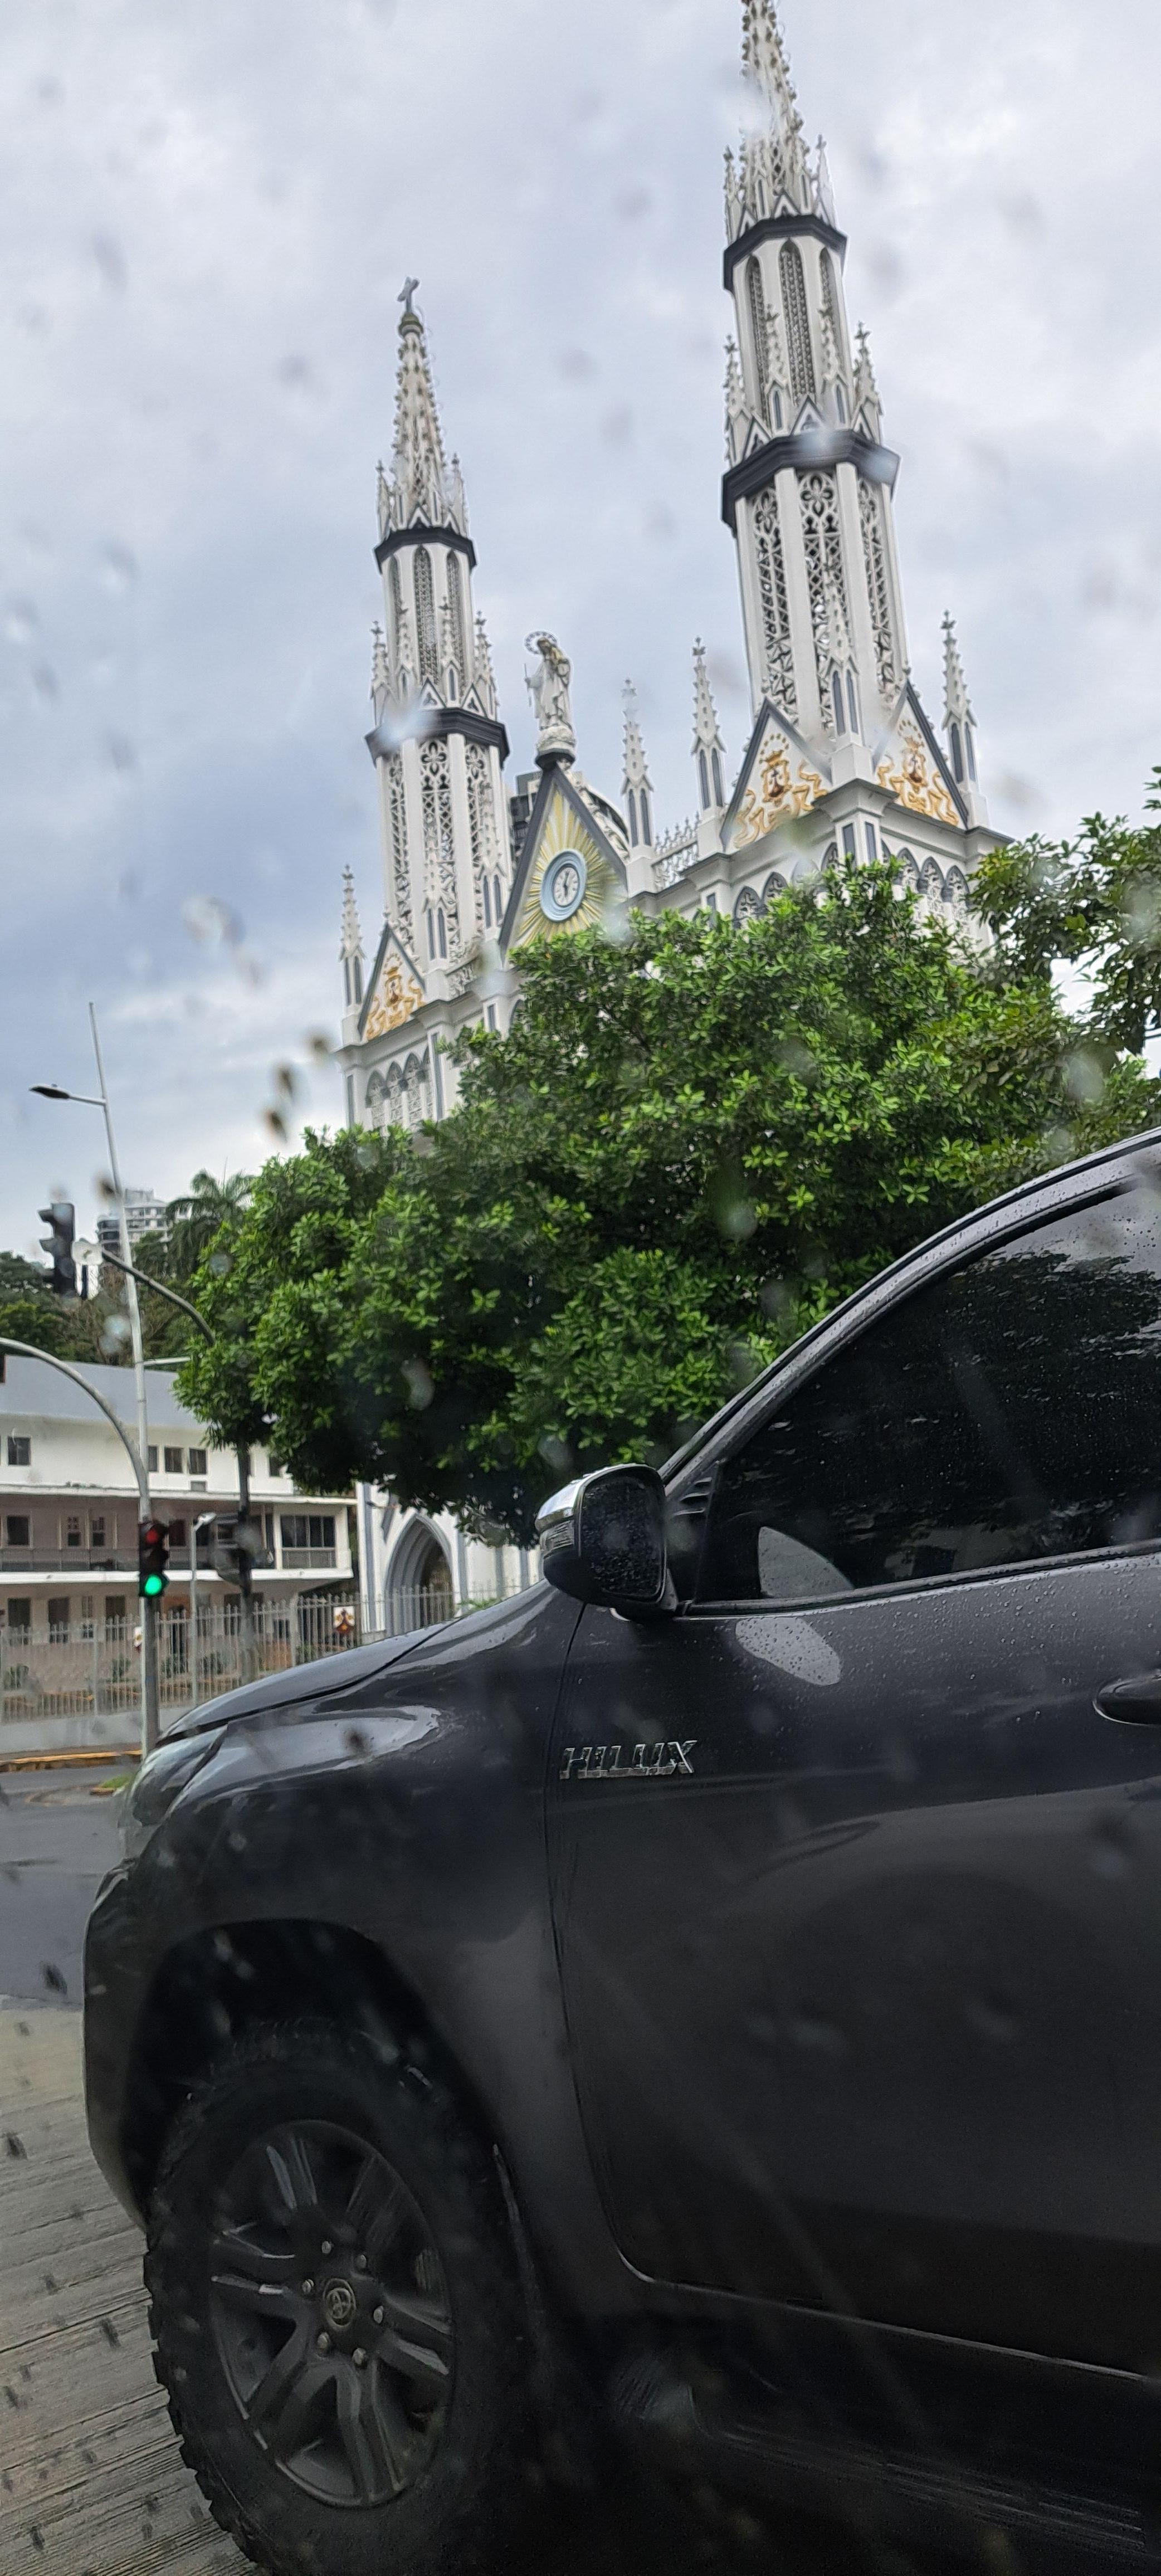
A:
[162,1622,453,1740]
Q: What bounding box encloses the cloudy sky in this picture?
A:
[1,0,1158,1254]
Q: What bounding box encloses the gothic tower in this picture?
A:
[370,287,511,978]
[723,2,906,759]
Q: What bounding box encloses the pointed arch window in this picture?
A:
[437,905,447,960]
[352,956,363,1004]
[481,874,492,929]
[413,545,438,685]
[389,557,405,663]
[779,241,816,406]
[343,958,352,1007]
[446,552,469,689]
[950,721,964,782]
[846,674,858,735]
[831,670,846,735]
[747,257,770,423]
[965,727,978,783]
[697,750,710,809]
[711,749,724,805]
[426,906,435,960]
[640,788,652,845]
[627,789,639,847]
[493,871,503,926]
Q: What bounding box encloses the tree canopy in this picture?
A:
[178,853,1161,1543]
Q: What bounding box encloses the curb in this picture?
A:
[0,1746,140,1774]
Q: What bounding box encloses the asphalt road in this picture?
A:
[0,1760,126,2008]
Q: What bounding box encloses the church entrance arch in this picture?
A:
[386,1515,455,1635]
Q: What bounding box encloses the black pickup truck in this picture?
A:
[85,1129,1161,2575]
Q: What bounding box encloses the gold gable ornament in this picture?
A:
[876,721,959,830]
[734,738,824,847]
[364,950,424,1037]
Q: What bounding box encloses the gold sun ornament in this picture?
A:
[513,787,622,949]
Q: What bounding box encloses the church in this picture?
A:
[335,0,1004,1630]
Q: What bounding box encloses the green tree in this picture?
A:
[181,858,1161,1541]
[974,769,1161,1051]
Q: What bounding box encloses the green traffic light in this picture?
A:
[143,1573,167,1597]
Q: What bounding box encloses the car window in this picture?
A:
[699,1183,1161,1605]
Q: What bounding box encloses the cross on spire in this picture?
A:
[398,276,420,318]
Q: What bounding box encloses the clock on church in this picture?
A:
[540,850,587,921]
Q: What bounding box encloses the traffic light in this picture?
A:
[138,1517,170,1600]
[38,1201,76,1296]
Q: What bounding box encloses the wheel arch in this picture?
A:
[121,1915,508,2218]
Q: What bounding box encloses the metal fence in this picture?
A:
[0,1582,524,1727]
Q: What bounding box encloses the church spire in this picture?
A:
[942,613,987,824]
[731,0,811,235]
[383,284,465,536]
[622,681,654,851]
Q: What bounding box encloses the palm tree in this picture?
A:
[165,1169,253,1283]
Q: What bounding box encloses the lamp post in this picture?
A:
[31,1002,158,1748]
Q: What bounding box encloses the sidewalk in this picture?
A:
[0,2004,245,2574]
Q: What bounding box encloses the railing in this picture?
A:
[0,1547,139,1573]
[0,1576,537,1730]
[279,1547,339,1569]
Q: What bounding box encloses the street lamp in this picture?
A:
[31,1004,158,1747]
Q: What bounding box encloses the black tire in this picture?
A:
[146,2017,529,2576]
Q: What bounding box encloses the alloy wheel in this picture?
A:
[208,2117,453,2507]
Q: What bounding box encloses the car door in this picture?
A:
[546,1168,1161,2367]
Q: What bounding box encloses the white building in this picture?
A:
[0,1357,355,1661]
[95,1188,168,1260]
[332,0,1004,1618]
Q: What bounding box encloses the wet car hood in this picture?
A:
[162,1622,453,1740]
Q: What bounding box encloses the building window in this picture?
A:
[6,1599,31,1635]
[493,872,503,927]
[846,672,858,735]
[164,1445,183,1474]
[841,823,857,858]
[147,1446,158,1474]
[486,1002,497,1032]
[187,1448,207,1476]
[48,1598,70,1642]
[90,1515,105,1549]
[352,956,363,1004]
[413,545,438,685]
[640,791,652,845]
[6,1516,30,1548]
[831,670,845,734]
[627,788,639,846]
[79,1595,95,1641]
[66,1514,81,1548]
[345,1072,356,1129]
[747,255,770,422]
[711,750,724,805]
[446,552,469,682]
[280,1513,336,1561]
[779,241,816,405]
[865,820,879,861]
[437,906,447,960]
[6,1435,30,1466]
[965,728,978,783]
[169,1518,187,1548]
[950,720,964,782]
[482,873,492,927]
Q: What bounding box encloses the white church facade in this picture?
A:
[336,0,1004,1632]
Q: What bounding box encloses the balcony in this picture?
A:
[279,1547,339,1570]
[0,1548,139,1574]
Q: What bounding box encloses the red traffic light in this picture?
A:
[138,1517,170,1599]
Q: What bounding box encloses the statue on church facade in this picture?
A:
[525,631,576,767]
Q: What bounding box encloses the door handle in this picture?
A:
[1095,1674,1161,1726]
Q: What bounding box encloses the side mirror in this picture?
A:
[536,1464,674,1617]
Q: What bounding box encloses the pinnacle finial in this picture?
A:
[942,611,974,727]
[398,275,420,321]
[621,679,652,794]
[691,639,726,783]
[340,865,364,963]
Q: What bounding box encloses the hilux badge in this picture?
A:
[559,1740,696,1780]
